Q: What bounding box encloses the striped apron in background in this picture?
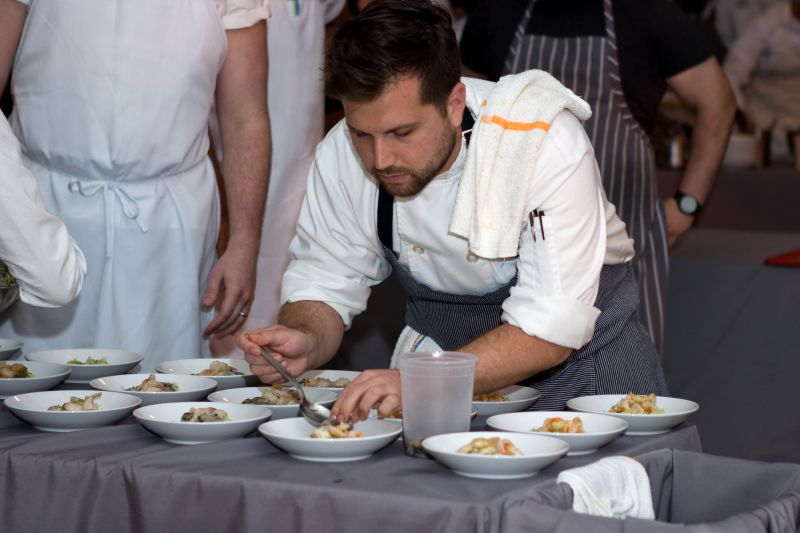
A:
[504,0,670,354]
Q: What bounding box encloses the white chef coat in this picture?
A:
[282,78,634,350]
[0,0,267,369]
[0,115,86,307]
[724,3,800,131]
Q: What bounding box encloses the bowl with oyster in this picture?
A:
[91,373,218,406]
[207,385,338,420]
[155,358,259,390]
[4,390,140,432]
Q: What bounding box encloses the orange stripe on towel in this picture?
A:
[480,115,550,132]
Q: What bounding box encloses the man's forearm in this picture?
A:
[458,324,571,394]
[278,300,345,369]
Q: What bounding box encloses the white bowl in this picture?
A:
[422,431,569,479]
[486,411,628,455]
[4,390,141,432]
[258,417,401,462]
[207,386,339,420]
[0,361,71,398]
[25,349,144,383]
[155,358,260,391]
[472,385,541,416]
[294,369,361,391]
[0,338,23,361]
[90,374,219,406]
[566,395,699,435]
[133,401,272,445]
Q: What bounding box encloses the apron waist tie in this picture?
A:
[67,179,149,259]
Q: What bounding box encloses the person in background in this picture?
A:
[723,0,800,161]
[239,0,668,418]
[714,0,785,49]
[460,0,736,353]
[0,114,86,308]
[212,0,347,357]
[0,0,270,370]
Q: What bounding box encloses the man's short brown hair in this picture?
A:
[325,0,461,114]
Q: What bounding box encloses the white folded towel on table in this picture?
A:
[557,456,655,519]
[449,69,591,259]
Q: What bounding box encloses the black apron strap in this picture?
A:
[376,107,475,256]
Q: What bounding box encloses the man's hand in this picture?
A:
[663,197,694,247]
[238,325,316,383]
[202,241,257,338]
[331,369,401,423]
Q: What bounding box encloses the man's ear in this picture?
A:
[447,82,467,127]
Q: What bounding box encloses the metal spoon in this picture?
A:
[258,349,331,427]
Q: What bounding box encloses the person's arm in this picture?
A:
[0,116,86,307]
[664,57,736,245]
[0,0,27,92]
[203,21,271,338]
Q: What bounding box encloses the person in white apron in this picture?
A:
[460,0,736,353]
[212,0,346,357]
[0,0,270,371]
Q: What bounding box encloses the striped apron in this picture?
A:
[503,0,670,354]
[376,114,668,410]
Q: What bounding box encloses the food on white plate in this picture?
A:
[243,385,300,406]
[67,356,108,365]
[48,392,102,411]
[535,416,585,433]
[609,393,665,415]
[299,376,351,388]
[180,407,230,422]
[0,361,32,378]
[125,373,179,392]
[310,421,364,439]
[195,361,243,377]
[473,391,509,402]
[457,436,523,456]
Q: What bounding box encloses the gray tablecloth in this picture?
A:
[0,405,700,533]
[663,229,800,463]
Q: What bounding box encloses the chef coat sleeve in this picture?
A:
[217,0,270,30]
[501,111,607,350]
[0,116,86,308]
[280,131,392,329]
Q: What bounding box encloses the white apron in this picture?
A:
[0,0,228,370]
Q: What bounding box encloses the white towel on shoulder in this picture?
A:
[449,70,591,259]
[556,456,655,519]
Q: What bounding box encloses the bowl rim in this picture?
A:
[258,417,402,443]
[25,348,144,366]
[422,430,570,459]
[566,394,700,418]
[90,374,219,394]
[486,410,629,437]
[0,360,72,381]
[4,389,142,412]
[132,401,272,424]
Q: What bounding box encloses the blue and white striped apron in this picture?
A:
[376,112,668,410]
[503,0,670,354]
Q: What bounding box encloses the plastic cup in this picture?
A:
[397,351,477,458]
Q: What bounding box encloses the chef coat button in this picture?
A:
[412,245,425,254]
[467,252,478,263]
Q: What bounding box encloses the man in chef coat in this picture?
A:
[239,0,668,417]
[0,114,86,308]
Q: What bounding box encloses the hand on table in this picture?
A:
[663,197,694,247]
[331,369,401,423]
[238,325,314,384]
[202,243,257,338]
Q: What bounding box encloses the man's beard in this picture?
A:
[373,124,458,198]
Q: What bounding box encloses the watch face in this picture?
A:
[679,195,699,214]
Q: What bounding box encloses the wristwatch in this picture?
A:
[673,191,702,216]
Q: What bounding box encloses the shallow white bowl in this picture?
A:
[0,360,71,398]
[566,395,700,435]
[258,417,401,462]
[294,369,361,392]
[155,358,259,391]
[0,338,23,361]
[487,411,628,455]
[422,431,569,479]
[472,385,541,416]
[25,349,144,383]
[4,390,141,432]
[207,386,338,420]
[133,401,271,445]
[90,374,219,406]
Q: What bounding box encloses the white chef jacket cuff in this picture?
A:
[502,294,600,350]
[221,4,270,30]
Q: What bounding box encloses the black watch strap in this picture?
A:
[674,191,702,216]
